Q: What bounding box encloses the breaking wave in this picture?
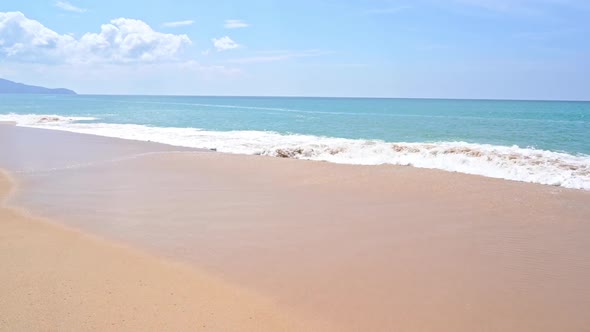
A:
[2,113,589,190]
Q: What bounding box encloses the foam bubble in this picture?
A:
[2,113,589,190]
[0,113,97,125]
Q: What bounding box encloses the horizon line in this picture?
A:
[72,93,590,103]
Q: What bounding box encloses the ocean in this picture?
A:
[1,94,589,189]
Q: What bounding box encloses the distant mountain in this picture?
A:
[0,78,76,95]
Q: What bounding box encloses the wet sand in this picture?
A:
[2,125,590,331]
[0,170,323,331]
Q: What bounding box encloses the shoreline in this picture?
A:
[2,125,590,331]
[0,169,326,331]
[1,114,588,190]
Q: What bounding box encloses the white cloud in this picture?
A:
[0,12,191,63]
[224,19,249,29]
[78,18,192,62]
[212,36,240,51]
[54,0,86,13]
[162,20,194,28]
[226,50,326,64]
[0,11,76,62]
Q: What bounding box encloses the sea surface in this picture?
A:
[1,94,589,189]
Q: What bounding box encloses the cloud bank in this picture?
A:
[0,12,191,63]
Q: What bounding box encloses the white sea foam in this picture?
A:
[2,113,589,190]
[0,113,98,125]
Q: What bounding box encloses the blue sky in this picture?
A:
[0,0,589,99]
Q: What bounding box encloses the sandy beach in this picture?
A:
[2,125,590,331]
[0,170,324,331]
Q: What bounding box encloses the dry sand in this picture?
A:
[0,171,324,331]
[2,125,590,331]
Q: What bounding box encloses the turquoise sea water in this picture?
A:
[1,94,589,189]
